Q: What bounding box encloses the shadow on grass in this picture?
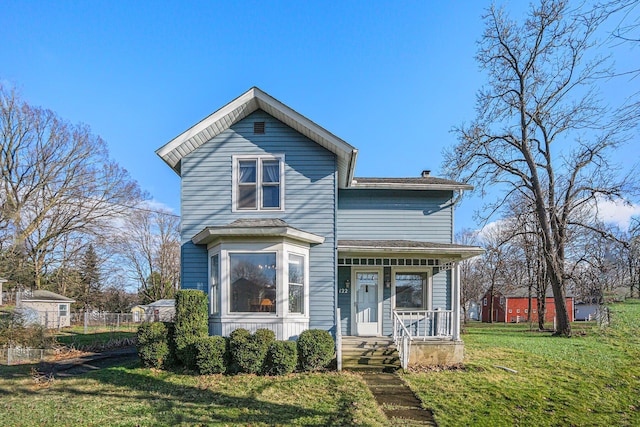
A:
[51,362,335,425]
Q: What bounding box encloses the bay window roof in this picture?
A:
[192,218,325,246]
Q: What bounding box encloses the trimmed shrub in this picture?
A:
[163,321,178,368]
[297,329,335,372]
[195,335,228,374]
[254,328,276,347]
[228,328,274,374]
[136,322,169,369]
[228,328,251,373]
[264,340,297,375]
[174,290,208,369]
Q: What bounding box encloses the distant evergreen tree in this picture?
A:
[77,244,103,310]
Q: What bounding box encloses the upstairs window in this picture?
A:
[233,155,284,211]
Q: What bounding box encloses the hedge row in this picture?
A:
[137,323,334,375]
[136,290,335,375]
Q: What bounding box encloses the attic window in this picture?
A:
[254,121,265,134]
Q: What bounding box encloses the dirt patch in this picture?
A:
[407,363,466,373]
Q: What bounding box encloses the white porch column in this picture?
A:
[452,262,461,341]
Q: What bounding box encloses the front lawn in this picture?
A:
[0,362,387,426]
[403,300,640,426]
[2,302,639,426]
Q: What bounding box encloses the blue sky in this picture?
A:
[1,0,637,232]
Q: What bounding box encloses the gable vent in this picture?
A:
[254,121,265,134]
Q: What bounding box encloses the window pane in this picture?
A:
[238,185,257,209]
[395,273,425,309]
[262,185,280,209]
[239,161,256,183]
[289,254,304,314]
[211,255,219,314]
[262,160,280,183]
[230,253,277,313]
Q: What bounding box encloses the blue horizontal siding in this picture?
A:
[337,189,454,243]
[432,268,451,310]
[180,110,337,332]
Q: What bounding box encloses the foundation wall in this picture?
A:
[408,340,464,366]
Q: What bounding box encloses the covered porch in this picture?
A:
[335,240,483,369]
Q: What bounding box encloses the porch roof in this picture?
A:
[338,240,484,260]
[193,218,325,246]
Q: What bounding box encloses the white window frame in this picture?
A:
[232,154,285,212]
[391,268,433,311]
[59,304,67,317]
[210,254,220,315]
[208,241,309,320]
[287,252,307,316]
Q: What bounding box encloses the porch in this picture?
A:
[337,308,463,371]
[335,240,483,369]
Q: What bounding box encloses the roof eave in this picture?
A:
[348,182,474,191]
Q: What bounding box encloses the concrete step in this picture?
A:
[341,336,401,371]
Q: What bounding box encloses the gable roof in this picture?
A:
[156,87,359,188]
[21,290,75,303]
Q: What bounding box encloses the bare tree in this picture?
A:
[112,208,180,304]
[0,84,144,289]
[457,229,485,323]
[477,222,515,323]
[444,0,638,336]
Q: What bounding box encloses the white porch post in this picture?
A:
[452,262,461,341]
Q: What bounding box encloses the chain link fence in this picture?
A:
[0,347,56,365]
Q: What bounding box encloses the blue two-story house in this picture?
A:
[156,87,482,368]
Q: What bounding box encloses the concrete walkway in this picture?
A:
[360,372,437,426]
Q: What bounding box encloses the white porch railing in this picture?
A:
[392,311,413,370]
[393,309,454,340]
[392,309,454,370]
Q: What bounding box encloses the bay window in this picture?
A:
[208,241,311,319]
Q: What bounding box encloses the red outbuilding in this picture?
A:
[481,290,573,323]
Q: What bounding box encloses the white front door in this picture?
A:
[353,271,381,336]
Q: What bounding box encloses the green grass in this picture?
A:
[2,302,639,425]
[403,299,640,426]
[0,362,387,426]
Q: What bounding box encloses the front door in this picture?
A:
[353,271,381,336]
